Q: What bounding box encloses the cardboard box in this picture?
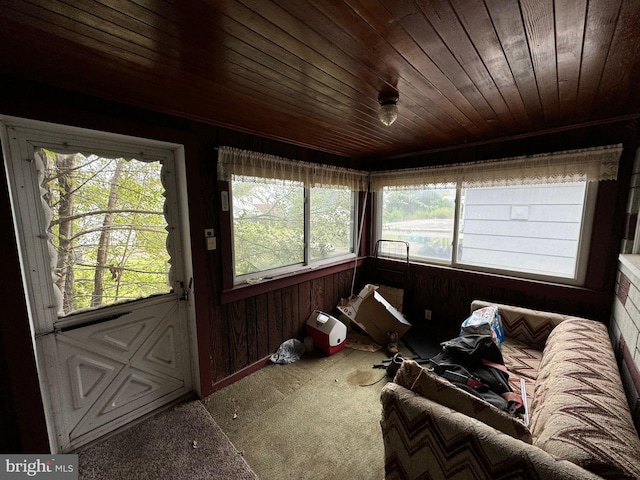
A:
[375,285,404,313]
[337,284,411,346]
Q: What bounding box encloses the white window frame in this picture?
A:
[376,181,597,285]
[230,180,359,284]
[372,144,621,286]
[217,147,367,286]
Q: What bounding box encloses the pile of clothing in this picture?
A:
[428,305,524,416]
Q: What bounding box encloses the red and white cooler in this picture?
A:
[305,310,347,355]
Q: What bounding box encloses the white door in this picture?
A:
[1,116,197,452]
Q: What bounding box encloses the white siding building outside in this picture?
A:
[459,183,587,278]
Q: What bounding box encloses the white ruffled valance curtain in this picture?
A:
[217,146,369,191]
[370,144,622,191]
[218,144,622,192]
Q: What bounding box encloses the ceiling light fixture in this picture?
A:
[378,93,399,126]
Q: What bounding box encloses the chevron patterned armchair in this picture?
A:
[380,301,640,480]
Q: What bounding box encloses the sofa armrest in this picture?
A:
[393,359,532,442]
[380,382,602,480]
[471,300,585,350]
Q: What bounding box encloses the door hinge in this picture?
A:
[180,278,193,302]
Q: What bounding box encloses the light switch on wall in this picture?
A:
[221,191,229,211]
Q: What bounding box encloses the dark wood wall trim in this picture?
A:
[383,114,640,162]
[369,118,639,171]
[0,157,49,453]
[209,356,272,394]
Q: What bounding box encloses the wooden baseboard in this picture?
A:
[208,356,272,394]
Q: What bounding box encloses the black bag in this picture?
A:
[436,334,504,366]
[429,334,522,415]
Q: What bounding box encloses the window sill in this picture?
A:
[619,254,640,282]
[377,255,599,294]
[220,256,365,304]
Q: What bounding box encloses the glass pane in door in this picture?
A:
[38,148,171,316]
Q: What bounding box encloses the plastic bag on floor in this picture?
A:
[270,339,306,364]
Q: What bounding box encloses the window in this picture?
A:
[373,145,622,285]
[218,147,366,284]
[232,177,304,276]
[310,186,354,261]
[380,185,456,262]
[39,148,172,314]
[378,182,595,282]
[458,183,592,279]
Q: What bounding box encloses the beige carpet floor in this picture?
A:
[203,343,410,480]
[77,400,258,480]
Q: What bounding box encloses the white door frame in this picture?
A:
[0,115,200,452]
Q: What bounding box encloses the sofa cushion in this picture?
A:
[394,359,532,443]
[502,336,543,411]
[501,336,543,381]
[530,318,640,479]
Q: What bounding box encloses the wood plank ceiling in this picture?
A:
[0,0,639,161]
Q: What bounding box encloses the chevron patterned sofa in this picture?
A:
[380,301,640,479]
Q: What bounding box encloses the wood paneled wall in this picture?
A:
[190,122,361,391]
[0,77,638,451]
[359,255,615,345]
[174,119,638,392]
[363,118,640,343]
[218,270,355,379]
[409,263,613,341]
